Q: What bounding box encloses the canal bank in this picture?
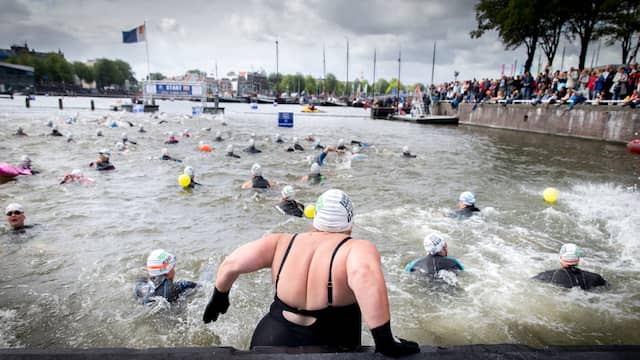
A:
[433,103,640,144]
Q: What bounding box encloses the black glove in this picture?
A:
[202,287,230,323]
[371,321,420,358]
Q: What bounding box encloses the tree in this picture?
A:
[73,61,95,83]
[325,73,338,95]
[304,75,316,95]
[375,78,389,96]
[385,78,405,95]
[291,73,305,94]
[44,54,73,83]
[538,1,569,68]
[186,69,207,79]
[149,72,166,80]
[471,0,542,73]
[565,0,607,69]
[598,0,640,64]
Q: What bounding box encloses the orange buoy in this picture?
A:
[199,144,212,152]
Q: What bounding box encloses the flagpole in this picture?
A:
[144,20,150,81]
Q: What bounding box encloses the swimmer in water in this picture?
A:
[304,133,315,142]
[183,129,191,138]
[214,130,224,142]
[15,127,27,136]
[450,192,480,219]
[184,166,202,188]
[241,163,275,189]
[89,149,115,171]
[18,155,39,174]
[405,232,464,276]
[351,146,367,161]
[5,203,34,232]
[50,126,63,137]
[96,129,103,137]
[46,120,53,127]
[160,148,182,162]
[115,142,127,152]
[315,146,336,166]
[66,133,74,143]
[314,139,325,150]
[135,249,198,305]
[122,132,137,145]
[274,133,284,143]
[336,138,347,152]
[286,137,304,152]
[533,243,607,290]
[60,169,95,187]
[165,132,179,144]
[243,139,262,154]
[274,185,305,217]
[138,125,146,133]
[402,146,416,158]
[301,163,326,185]
[225,144,241,159]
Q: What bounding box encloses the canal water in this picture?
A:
[1,96,639,348]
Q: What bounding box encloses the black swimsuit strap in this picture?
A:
[327,236,352,305]
[275,234,298,291]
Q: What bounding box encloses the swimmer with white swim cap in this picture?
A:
[405,232,464,276]
[226,144,240,158]
[241,163,274,189]
[184,166,201,188]
[160,148,182,162]
[135,249,198,305]
[301,163,325,185]
[214,130,224,142]
[90,149,115,171]
[275,133,284,143]
[451,191,480,219]
[243,138,262,154]
[274,185,305,217]
[203,188,419,357]
[402,146,416,158]
[60,169,95,187]
[533,243,607,290]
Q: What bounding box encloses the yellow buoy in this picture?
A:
[543,187,558,204]
[304,204,316,219]
[178,174,191,188]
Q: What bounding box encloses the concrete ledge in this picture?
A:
[433,103,640,144]
[1,345,640,359]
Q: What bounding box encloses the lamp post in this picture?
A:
[275,40,279,96]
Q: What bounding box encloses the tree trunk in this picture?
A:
[578,30,591,70]
[525,36,538,73]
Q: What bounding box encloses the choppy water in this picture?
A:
[1,96,639,349]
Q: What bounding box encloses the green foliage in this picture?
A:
[385,78,405,94]
[186,69,207,78]
[325,73,338,94]
[93,58,135,89]
[374,78,389,95]
[598,0,640,63]
[73,61,95,83]
[304,75,316,94]
[149,72,166,80]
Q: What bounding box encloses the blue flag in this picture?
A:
[122,24,146,43]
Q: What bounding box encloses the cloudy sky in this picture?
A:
[0,0,623,85]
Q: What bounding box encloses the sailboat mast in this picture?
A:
[345,38,349,97]
[431,41,436,87]
[372,48,376,97]
[397,47,401,114]
[323,45,326,96]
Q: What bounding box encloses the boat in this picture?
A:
[301,106,320,113]
[390,86,458,125]
[256,94,276,103]
[627,139,640,153]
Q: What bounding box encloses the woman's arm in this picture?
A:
[215,234,281,292]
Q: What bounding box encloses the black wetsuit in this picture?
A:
[453,206,480,219]
[276,139,284,144]
[294,144,304,151]
[244,146,262,154]
[161,155,181,162]
[226,152,241,158]
[406,255,463,275]
[165,138,179,144]
[402,152,416,158]
[315,144,325,150]
[51,130,63,137]
[286,147,295,152]
[308,173,324,185]
[252,176,270,189]
[96,161,115,171]
[215,136,224,142]
[533,266,607,290]
[275,200,305,217]
[250,234,361,350]
[135,276,198,304]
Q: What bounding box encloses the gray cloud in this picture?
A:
[0,0,623,84]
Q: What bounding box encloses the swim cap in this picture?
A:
[46,120,53,127]
[5,203,24,215]
[146,249,177,277]
[275,133,281,140]
[249,139,255,146]
[17,126,23,132]
[184,166,194,177]
[310,163,320,174]
[226,144,233,153]
[183,129,190,134]
[215,130,221,137]
[281,185,295,200]
[116,142,125,151]
[293,137,299,144]
[122,132,128,140]
[52,125,58,131]
[338,139,344,147]
[67,133,73,141]
[424,232,446,255]
[71,169,83,177]
[251,132,256,138]
[459,191,476,206]
[251,163,262,176]
[402,146,409,153]
[313,189,354,233]
[21,155,31,164]
[161,148,168,155]
[199,140,204,145]
[99,149,111,157]
[559,243,580,266]
[96,130,103,136]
